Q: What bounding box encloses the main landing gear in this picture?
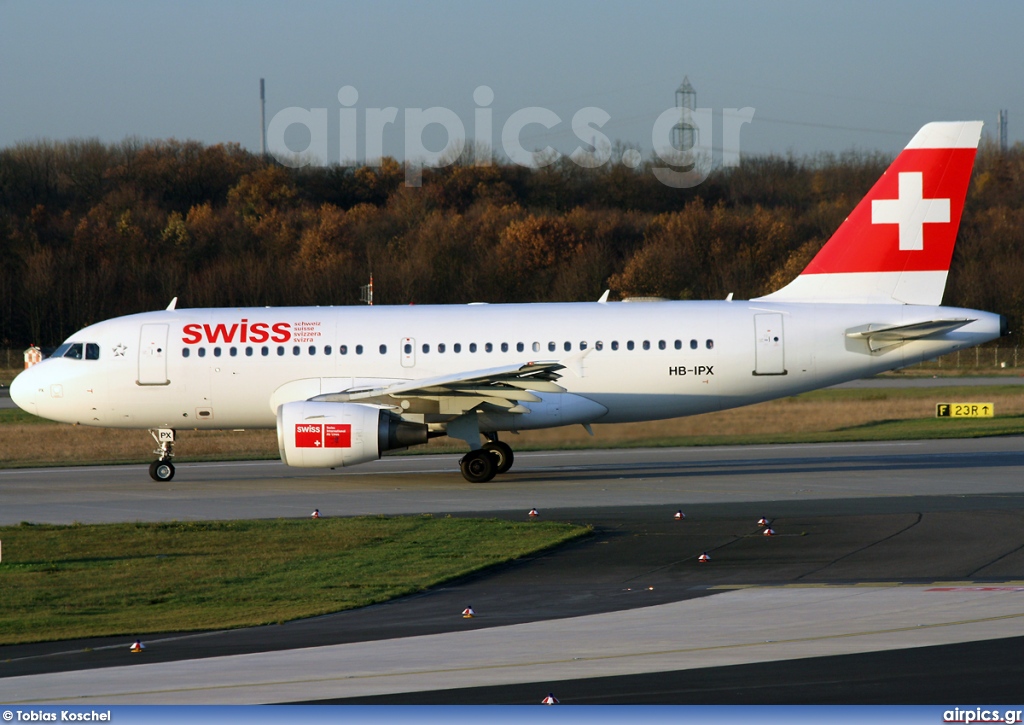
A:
[458,436,514,483]
[148,428,176,482]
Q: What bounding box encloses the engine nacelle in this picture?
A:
[277,401,428,469]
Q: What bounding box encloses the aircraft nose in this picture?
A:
[9,368,39,416]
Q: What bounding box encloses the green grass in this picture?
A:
[0,408,47,425]
[0,517,590,645]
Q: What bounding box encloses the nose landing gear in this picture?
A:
[148,428,176,482]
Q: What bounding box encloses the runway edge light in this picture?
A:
[674,510,685,521]
[462,606,475,618]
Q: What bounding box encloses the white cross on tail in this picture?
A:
[871,171,950,251]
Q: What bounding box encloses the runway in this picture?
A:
[2,438,1024,703]
[4,437,1024,525]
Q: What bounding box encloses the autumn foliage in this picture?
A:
[0,137,1021,347]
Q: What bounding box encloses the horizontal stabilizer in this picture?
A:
[845,318,974,352]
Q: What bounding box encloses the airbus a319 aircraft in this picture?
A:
[10,122,1005,483]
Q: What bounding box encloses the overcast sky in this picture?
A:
[2,0,1021,165]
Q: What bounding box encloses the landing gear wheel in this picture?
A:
[149,459,175,482]
[148,429,176,482]
[482,441,514,474]
[460,449,496,483]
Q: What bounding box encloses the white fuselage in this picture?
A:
[11,299,1004,432]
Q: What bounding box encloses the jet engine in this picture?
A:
[277,401,428,468]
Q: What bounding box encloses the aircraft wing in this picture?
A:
[310,361,568,414]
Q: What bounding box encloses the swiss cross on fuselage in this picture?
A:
[871,171,951,251]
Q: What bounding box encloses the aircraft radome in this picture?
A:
[11,122,1005,483]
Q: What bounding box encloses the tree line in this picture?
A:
[0,136,1021,347]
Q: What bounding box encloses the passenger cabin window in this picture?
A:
[706,339,714,349]
[405,343,413,354]
[292,345,300,356]
[379,344,387,355]
[183,348,190,358]
[611,341,619,350]
[548,342,556,352]
[214,347,222,357]
[627,341,634,351]
[246,346,254,356]
[642,341,650,350]
[229,347,237,357]
[308,345,316,356]
[658,340,666,350]
[469,343,477,353]
[690,339,698,350]
[356,345,364,355]
[199,348,207,358]
[485,343,493,353]
[532,342,540,353]
[261,346,269,356]
[277,346,285,356]
[438,343,446,353]
[422,343,429,354]
[674,340,682,350]
[516,342,524,353]
[324,345,332,355]
[454,343,461,353]
[340,345,348,355]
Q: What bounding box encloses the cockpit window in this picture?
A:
[63,343,84,360]
[51,342,99,360]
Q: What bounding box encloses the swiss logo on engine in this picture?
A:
[295,424,323,448]
[324,424,352,448]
